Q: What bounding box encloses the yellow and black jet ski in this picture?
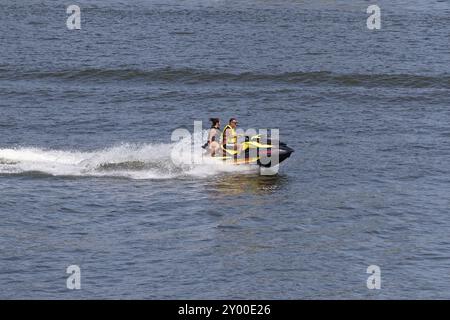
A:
[212,134,294,168]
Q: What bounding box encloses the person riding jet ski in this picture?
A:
[202,118,221,156]
[222,118,242,156]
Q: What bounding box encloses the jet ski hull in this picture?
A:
[257,144,294,168]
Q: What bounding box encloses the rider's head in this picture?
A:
[229,118,238,129]
[209,118,220,128]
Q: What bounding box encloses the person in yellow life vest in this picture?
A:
[222,118,242,155]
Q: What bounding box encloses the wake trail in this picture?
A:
[0,141,256,180]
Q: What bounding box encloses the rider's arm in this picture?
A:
[222,128,229,145]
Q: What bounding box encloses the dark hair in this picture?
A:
[209,118,220,126]
[229,118,237,123]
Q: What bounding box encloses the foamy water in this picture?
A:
[0,142,257,179]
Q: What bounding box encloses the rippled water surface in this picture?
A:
[1,0,450,299]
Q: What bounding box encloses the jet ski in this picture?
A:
[211,134,294,168]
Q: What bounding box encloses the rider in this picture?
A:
[222,118,241,155]
[202,118,221,156]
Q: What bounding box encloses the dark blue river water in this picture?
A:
[1,0,450,299]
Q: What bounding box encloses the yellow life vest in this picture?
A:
[222,124,237,144]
